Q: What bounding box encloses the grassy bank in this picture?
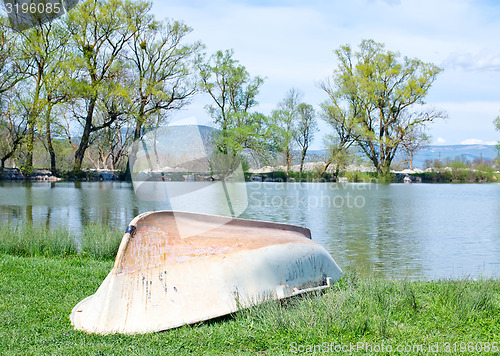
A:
[0,224,123,261]
[1,251,499,355]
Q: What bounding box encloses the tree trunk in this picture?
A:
[73,97,97,172]
[286,146,291,178]
[299,147,307,180]
[321,158,332,177]
[45,105,57,175]
[335,163,340,179]
[134,101,146,141]
[377,159,392,179]
[1,134,24,171]
[25,67,44,175]
[25,118,35,174]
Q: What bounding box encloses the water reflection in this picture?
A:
[0,181,499,279]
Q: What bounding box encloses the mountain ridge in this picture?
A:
[306,144,499,169]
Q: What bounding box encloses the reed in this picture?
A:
[0,224,122,260]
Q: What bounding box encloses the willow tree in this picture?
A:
[295,103,317,179]
[0,17,26,96]
[271,88,302,176]
[199,49,265,155]
[399,124,431,170]
[66,0,151,172]
[321,40,446,177]
[15,18,69,174]
[0,17,27,171]
[128,18,202,142]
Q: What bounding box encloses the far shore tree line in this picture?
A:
[1,0,497,180]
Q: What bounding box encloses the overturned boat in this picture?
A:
[70,211,342,334]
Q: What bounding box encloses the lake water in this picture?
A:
[1,181,499,279]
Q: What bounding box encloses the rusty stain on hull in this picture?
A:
[118,212,312,274]
[70,211,342,334]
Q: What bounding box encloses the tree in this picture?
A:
[128,18,202,142]
[125,16,202,178]
[0,18,28,171]
[319,83,359,178]
[271,88,302,176]
[399,124,431,170]
[199,49,265,155]
[65,0,151,172]
[90,118,132,170]
[321,135,355,178]
[0,17,26,96]
[295,103,317,179]
[85,71,132,170]
[321,40,446,177]
[39,22,73,175]
[14,19,69,174]
[0,94,28,170]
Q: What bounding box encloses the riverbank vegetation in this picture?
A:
[1,250,499,355]
[2,0,483,183]
[0,224,122,260]
[415,157,500,183]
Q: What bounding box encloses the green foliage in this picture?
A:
[271,88,302,173]
[66,0,154,172]
[271,89,317,177]
[295,103,317,178]
[1,1,205,175]
[320,40,446,177]
[343,170,381,183]
[414,170,498,183]
[420,157,498,183]
[127,16,203,141]
[199,50,274,157]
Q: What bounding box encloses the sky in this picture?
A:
[152,0,500,149]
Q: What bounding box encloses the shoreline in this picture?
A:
[1,166,499,184]
[0,167,122,182]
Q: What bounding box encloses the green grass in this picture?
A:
[0,253,499,355]
[0,224,122,261]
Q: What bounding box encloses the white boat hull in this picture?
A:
[70,211,342,334]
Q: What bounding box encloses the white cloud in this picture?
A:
[460,139,498,145]
[436,137,447,144]
[444,51,500,71]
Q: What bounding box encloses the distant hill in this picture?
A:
[304,145,499,169]
[411,145,499,169]
[143,125,499,170]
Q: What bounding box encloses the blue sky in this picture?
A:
[152,0,500,149]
